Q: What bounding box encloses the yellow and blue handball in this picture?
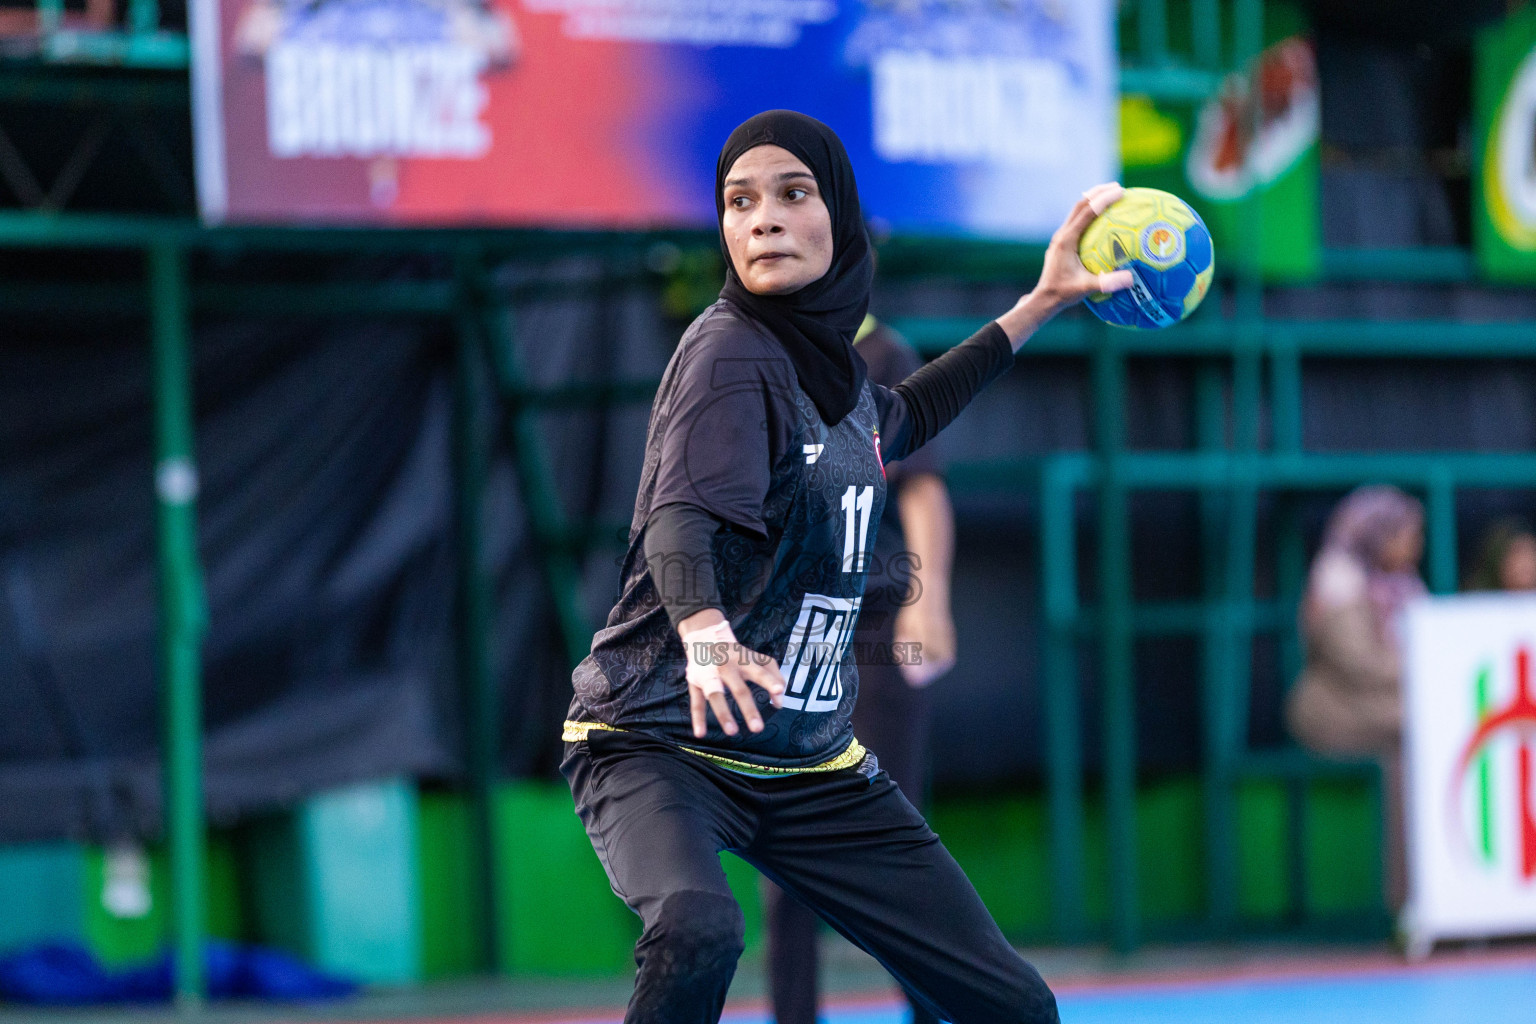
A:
[1078,187,1214,330]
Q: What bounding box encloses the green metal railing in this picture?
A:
[1033,451,1536,945]
[892,300,1536,950]
[147,241,205,1011]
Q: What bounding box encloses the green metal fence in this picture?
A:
[8,0,1536,1004]
[890,303,1536,951]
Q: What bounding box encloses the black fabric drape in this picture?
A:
[0,312,457,842]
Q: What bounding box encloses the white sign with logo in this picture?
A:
[1401,594,1536,956]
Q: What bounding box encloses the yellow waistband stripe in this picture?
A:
[562,720,866,777]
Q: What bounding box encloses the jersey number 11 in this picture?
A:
[841,485,874,573]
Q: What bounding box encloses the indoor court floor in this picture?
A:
[521,952,1536,1024]
[1,945,1530,1024]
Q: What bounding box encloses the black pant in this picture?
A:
[563,729,1057,1024]
[765,648,938,1024]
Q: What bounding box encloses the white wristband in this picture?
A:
[681,620,734,695]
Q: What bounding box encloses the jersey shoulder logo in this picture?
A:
[872,428,885,480]
[803,443,824,465]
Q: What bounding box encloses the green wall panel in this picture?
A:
[491,783,771,976]
[928,775,1379,940]
[493,781,640,976]
[246,778,422,985]
[417,791,487,979]
[84,846,166,965]
[304,779,421,984]
[0,837,240,965]
[246,810,308,957]
[1135,780,1206,922]
[719,851,764,958]
[1236,780,1290,919]
[1303,779,1381,915]
[472,771,1382,975]
[0,843,86,953]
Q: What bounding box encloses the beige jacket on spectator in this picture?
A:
[1286,553,1402,755]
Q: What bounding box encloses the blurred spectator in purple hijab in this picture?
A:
[1287,485,1427,754]
[1286,485,1426,910]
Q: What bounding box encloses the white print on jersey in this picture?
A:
[841,484,874,573]
[779,594,861,712]
[803,443,824,464]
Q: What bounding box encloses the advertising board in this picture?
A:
[189,0,1115,236]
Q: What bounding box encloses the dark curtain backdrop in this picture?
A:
[0,308,460,842]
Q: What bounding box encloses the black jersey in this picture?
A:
[570,298,924,770]
[854,322,944,639]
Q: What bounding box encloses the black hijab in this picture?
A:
[716,110,872,426]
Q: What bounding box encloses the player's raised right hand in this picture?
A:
[679,614,786,739]
[1034,182,1135,309]
[997,182,1135,348]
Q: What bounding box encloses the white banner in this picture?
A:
[1401,595,1536,955]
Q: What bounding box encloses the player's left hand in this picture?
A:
[681,617,785,738]
[1031,182,1134,312]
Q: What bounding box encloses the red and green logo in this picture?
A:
[1450,646,1536,880]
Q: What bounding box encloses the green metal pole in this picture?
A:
[1275,500,1306,690]
[37,0,64,36]
[1040,461,1086,941]
[1271,329,1305,767]
[1235,0,1266,289]
[1267,450,1312,931]
[1093,325,1138,953]
[148,241,206,1012]
[476,281,592,669]
[1207,319,1263,931]
[1200,0,1265,934]
[1268,334,1303,455]
[1426,470,1457,595]
[1211,456,1257,930]
[128,0,160,34]
[453,250,502,973]
[1195,363,1237,932]
[1192,0,1222,70]
[1138,0,1169,66]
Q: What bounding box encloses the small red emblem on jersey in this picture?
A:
[873,427,885,480]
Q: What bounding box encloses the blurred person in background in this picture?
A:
[1463,518,1536,593]
[1286,484,1426,909]
[764,314,956,1024]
